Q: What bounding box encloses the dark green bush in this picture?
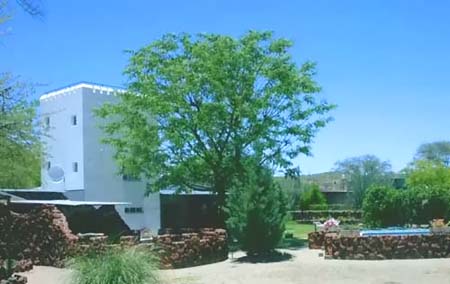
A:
[408,185,450,224]
[362,185,407,227]
[226,167,288,256]
[69,248,159,284]
[363,162,450,227]
[299,184,328,210]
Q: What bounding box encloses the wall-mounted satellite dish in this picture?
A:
[48,166,65,183]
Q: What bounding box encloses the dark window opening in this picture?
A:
[125,207,143,214]
[71,115,77,126]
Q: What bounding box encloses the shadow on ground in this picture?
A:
[233,250,293,264]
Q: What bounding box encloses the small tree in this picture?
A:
[226,165,288,256]
[299,183,328,210]
[335,155,393,209]
[0,74,41,188]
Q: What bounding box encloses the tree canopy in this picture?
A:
[96,31,335,210]
[406,160,450,189]
[415,141,450,167]
[0,73,41,188]
[335,155,393,208]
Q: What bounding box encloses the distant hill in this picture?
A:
[274,171,345,192]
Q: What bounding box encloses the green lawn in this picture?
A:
[285,221,315,240]
[277,221,315,249]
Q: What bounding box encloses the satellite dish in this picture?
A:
[48,166,65,183]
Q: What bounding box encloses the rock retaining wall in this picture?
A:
[308,232,325,249]
[0,205,78,270]
[1,205,228,273]
[154,228,228,269]
[324,234,450,260]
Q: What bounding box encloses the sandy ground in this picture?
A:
[21,249,450,284]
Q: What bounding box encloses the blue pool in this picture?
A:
[360,228,430,237]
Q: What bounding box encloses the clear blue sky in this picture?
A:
[1,0,449,174]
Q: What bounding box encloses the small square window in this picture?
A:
[123,174,140,181]
[125,207,143,214]
[44,117,50,127]
[71,115,77,126]
[72,162,78,172]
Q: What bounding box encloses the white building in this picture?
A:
[39,82,160,232]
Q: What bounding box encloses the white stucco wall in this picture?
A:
[40,83,161,233]
[81,86,160,232]
[40,88,85,192]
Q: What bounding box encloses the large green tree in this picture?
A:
[414,141,450,167]
[0,73,41,188]
[335,155,393,208]
[96,31,335,215]
[406,160,450,189]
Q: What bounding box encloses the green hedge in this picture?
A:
[363,185,450,227]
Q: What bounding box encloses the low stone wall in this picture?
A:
[0,205,78,271]
[308,232,325,249]
[154,228,228,269]
[1,205,228,272]
[324,234,450,260]
[71,230,228,269]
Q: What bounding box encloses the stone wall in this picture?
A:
[1,205,228,273]
[308,232,325,249]
[324,234,450,260]
[71,230,228,269]
[0,205,78,269]
[154,228,228,269]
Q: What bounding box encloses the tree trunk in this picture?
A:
[214,172,227,228]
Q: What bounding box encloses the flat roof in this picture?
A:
[39,82,126,101]
[1,188,64,193]
[11,200,131,206]
[160,189,214,195]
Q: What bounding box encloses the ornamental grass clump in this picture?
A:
[69,248,159,284]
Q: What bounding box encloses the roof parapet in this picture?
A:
[39,82,126,101]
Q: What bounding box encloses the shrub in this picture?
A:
[226,167,288,256]
[362,185,407,227]
[69,248,159,284]
[408,185,450,224]
[299,184,328,210]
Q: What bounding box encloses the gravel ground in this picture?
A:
[21,249,450,284]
